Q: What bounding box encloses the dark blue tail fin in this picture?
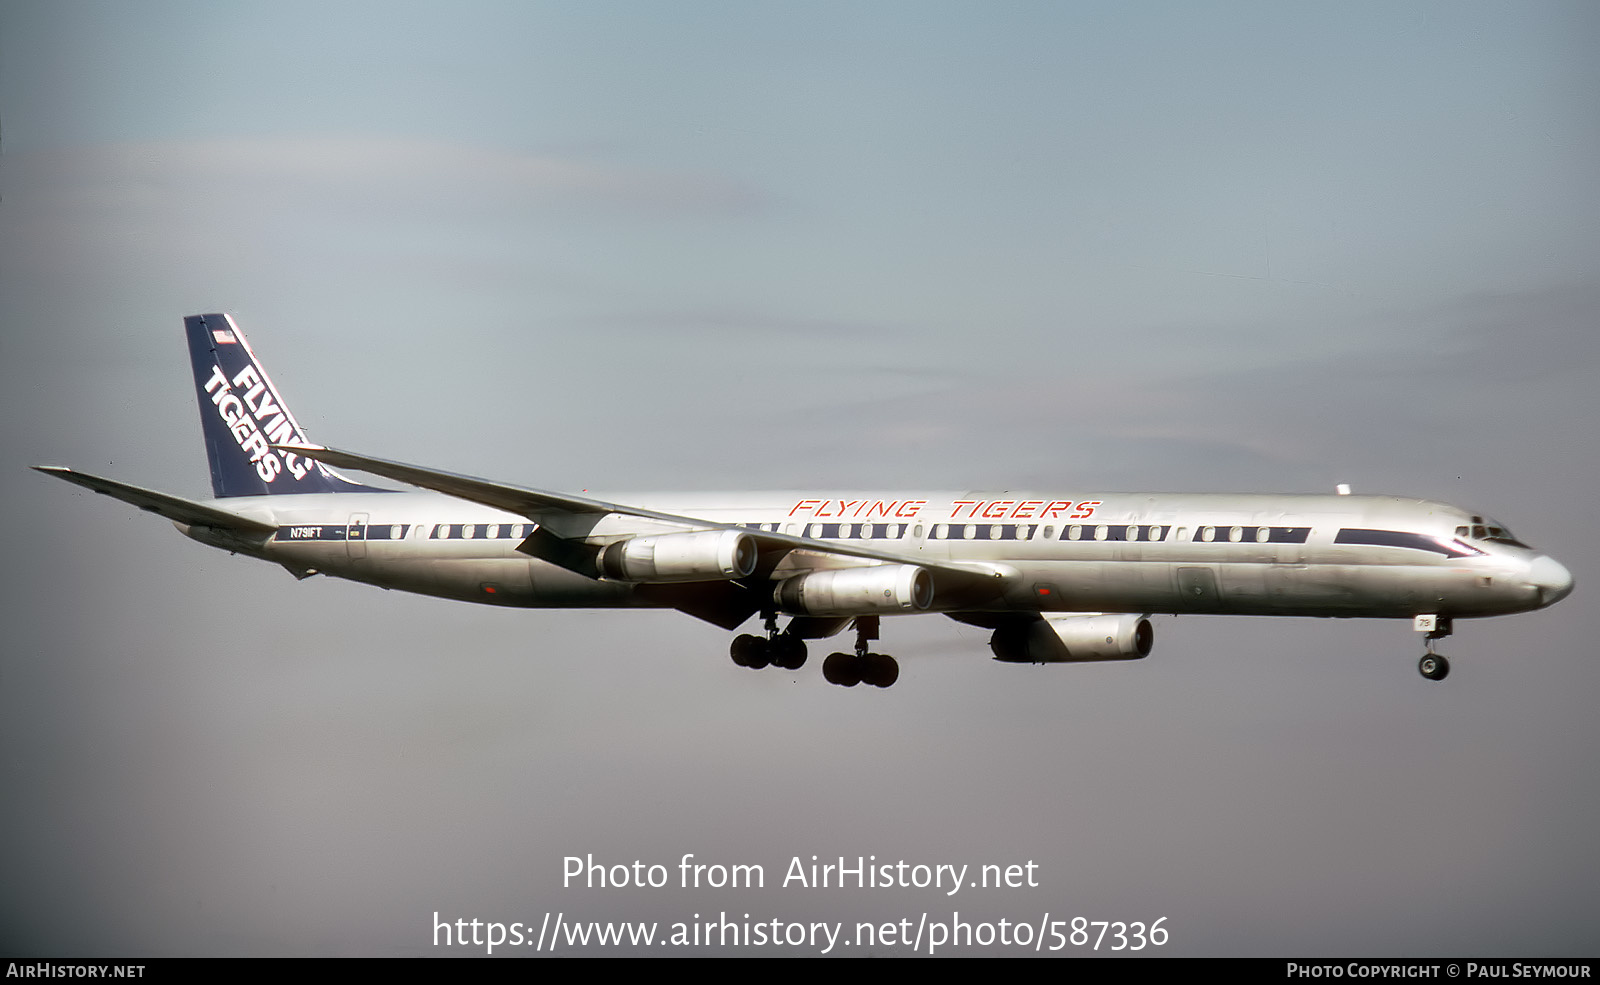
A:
[185,314,381,498]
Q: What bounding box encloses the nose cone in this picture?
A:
[1527,555,1574,607]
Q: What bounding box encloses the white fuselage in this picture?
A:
[181,490,1571,621]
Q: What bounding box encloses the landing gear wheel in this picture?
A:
[769,633,807,670]
[859,652,899,688]
[820,618,901,688]
[823,652,861,687]
[1418,654,1450,681]
[730,634,770,669]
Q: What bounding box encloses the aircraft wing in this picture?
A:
[278,444,1013,595]
[278,444,702,525]
[33,466,277,534]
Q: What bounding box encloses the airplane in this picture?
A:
[35,314,1573,688]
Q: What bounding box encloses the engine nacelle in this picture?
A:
[597,529,757,583]
[990,613,1153,663]
[775,564,934,617]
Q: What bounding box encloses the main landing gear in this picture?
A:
[1414,615,1452,682]
[729,610,807,671]
[821,616,900,689]
[730,614,900,687]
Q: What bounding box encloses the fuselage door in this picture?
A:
[347,512,369,559]
[1177,566,1220,609]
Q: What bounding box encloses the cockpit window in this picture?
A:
[1456,516,1530,549]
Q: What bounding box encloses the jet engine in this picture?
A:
[597,529,757,583]
[775,564,934,616]
[990,613,1153,663]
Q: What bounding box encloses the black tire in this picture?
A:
[731,634,769,669]
[822,651,860,687]
[1418,654,1450,681]
[770,634,807,670]
[860,652,900,688]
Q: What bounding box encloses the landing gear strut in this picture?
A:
[822,616,900,688]
[1414,615,1452,682]
[730,608,807,672]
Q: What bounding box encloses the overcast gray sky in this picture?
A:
[3,0,1598,956]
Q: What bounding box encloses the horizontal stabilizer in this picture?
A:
[33,466,276,534]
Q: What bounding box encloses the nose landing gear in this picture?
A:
[1418,653,1450,681]
[1414,615,1452,681]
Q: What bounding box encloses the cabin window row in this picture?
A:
[805,522,909,540]
[428,523,538,540]
[1188,525,1311,544]
[744,521,1312,545]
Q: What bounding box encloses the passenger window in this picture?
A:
[1043,525,1053,540]
[1126,525,1139,541]
[1068,524,1081,540]
[1229,526,1243,542]
[1094,524,1108,541]
[1201,526,1215,542]
[1256,527,1269,543]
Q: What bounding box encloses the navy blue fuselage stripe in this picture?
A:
[275,523,411,542]
[1335,528,1478,557]
[273,522,549,542]
[275,525,346,541]
[1058,524,1169,542]
[792,522,908,538]
[428,523,537,539]
[1186,525,1310,543]
[933,523,1041,540]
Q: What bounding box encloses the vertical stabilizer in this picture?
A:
[184,314,380,498]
